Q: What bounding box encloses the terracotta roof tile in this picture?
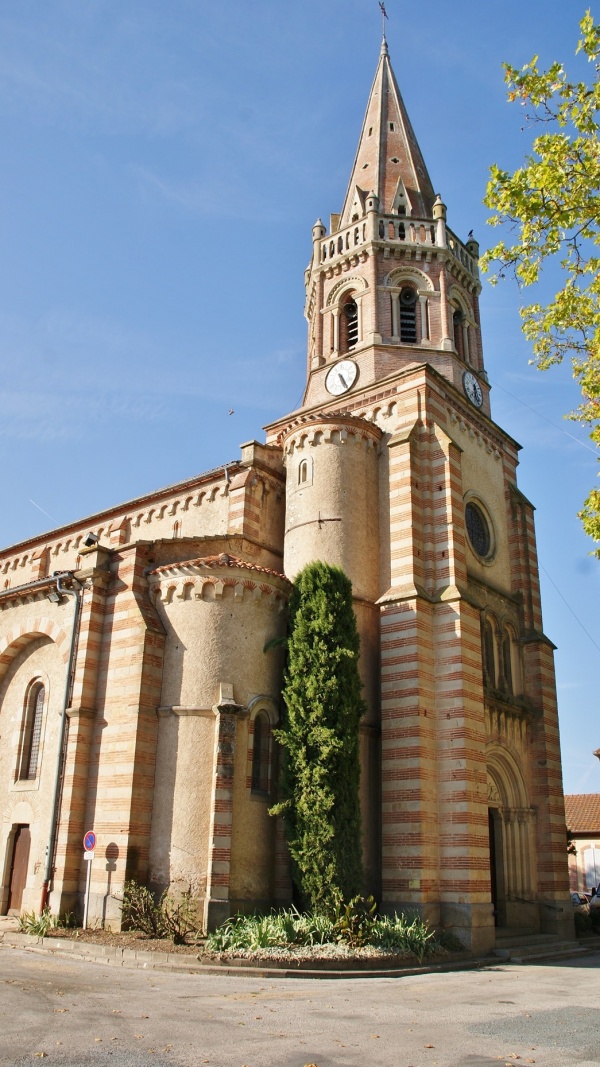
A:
[149,553,290,584]
[565,794,600,834]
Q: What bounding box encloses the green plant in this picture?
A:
[120,880,201,944]
[18,906,58,936]
[333,895,377,947]
[206,907,337,952]
[370,912,436,961]
[121,881,166,937]
[481,12,600,544]
[271,562,365,910]
[205,904,441,961]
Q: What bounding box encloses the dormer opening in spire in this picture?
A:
[392,177,410,217]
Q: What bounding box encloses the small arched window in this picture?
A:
[19,682,45,781]
[482,621,496,687]
[502,633,513,695]
[399,287,418,343]
[298,459,309,485]
[251,712,271,794]
[340,297,359,352]
[453,308,465,359]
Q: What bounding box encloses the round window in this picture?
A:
[465,501,491,558]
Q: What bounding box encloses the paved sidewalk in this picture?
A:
[0,943,599,1066]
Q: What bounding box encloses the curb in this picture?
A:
[1,931,501,980]
[3,931,595,979]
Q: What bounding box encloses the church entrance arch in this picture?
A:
[487,746,536,931]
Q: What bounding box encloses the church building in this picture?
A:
[0,39,572,954]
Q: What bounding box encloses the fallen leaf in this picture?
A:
[371,1034,380,1039]
[425,1046,435,1050]
[53,1008,68,1013]
[111,1010,122,1015]
[134,1034,143,1039]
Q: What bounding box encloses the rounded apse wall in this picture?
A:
[282,414,382,601]
[148,553,290,710]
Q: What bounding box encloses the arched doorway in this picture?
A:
[487,746,537,931]
[6,825,31,914]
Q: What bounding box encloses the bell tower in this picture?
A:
[265,36,572,953]
[302,37,486,417]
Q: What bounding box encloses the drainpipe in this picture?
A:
[40,573,82,913]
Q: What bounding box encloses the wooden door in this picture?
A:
[8,826,30,914]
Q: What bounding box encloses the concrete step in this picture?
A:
[495,931,559,950]
[494,939,587,964]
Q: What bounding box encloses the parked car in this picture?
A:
[589,890,600,912]
[572,892,590,914]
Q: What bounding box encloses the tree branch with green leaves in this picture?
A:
[481,10,600,548]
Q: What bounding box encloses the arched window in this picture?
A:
[340,297,359,352]
[298,459,309,485]
[453,308,465,358]
[399,287,417,343]
[19,682,45,781]
[502,633,513,695]
[482,621,496,687]
[251,712,271,794]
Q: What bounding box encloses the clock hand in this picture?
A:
[339,374,348,388]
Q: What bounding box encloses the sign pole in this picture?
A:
[83,853,93,930]
[82,830,96,930]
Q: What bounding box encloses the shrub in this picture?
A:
[206,907,335,952]
[206,904,438,961]
[272,562,365,910]
[120,880,201,945]
[370,913,436,960]
[17,907,75,937]
[333,895,377,947]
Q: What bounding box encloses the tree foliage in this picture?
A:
[271,561,364,910]
[481,11,600,548]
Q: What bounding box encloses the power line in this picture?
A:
[539,561,600,656]
[489,377,599,456]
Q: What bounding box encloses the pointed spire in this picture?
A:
[339,44,436,227]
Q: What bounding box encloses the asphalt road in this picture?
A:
[0,946,598,1067]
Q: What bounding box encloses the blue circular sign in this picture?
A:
[83,831,96,852]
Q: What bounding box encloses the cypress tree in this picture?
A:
[271,561,365,910]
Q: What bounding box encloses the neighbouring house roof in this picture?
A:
[565,794,600,835]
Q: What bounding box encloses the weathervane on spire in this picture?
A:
[379,1,388,39]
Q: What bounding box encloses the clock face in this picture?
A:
[463,371,483,408]
[325,359,358,396]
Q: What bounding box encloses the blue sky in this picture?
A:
[0,0,598,795]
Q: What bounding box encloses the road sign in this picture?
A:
[83,830,96,852]
[83,851,94,861]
